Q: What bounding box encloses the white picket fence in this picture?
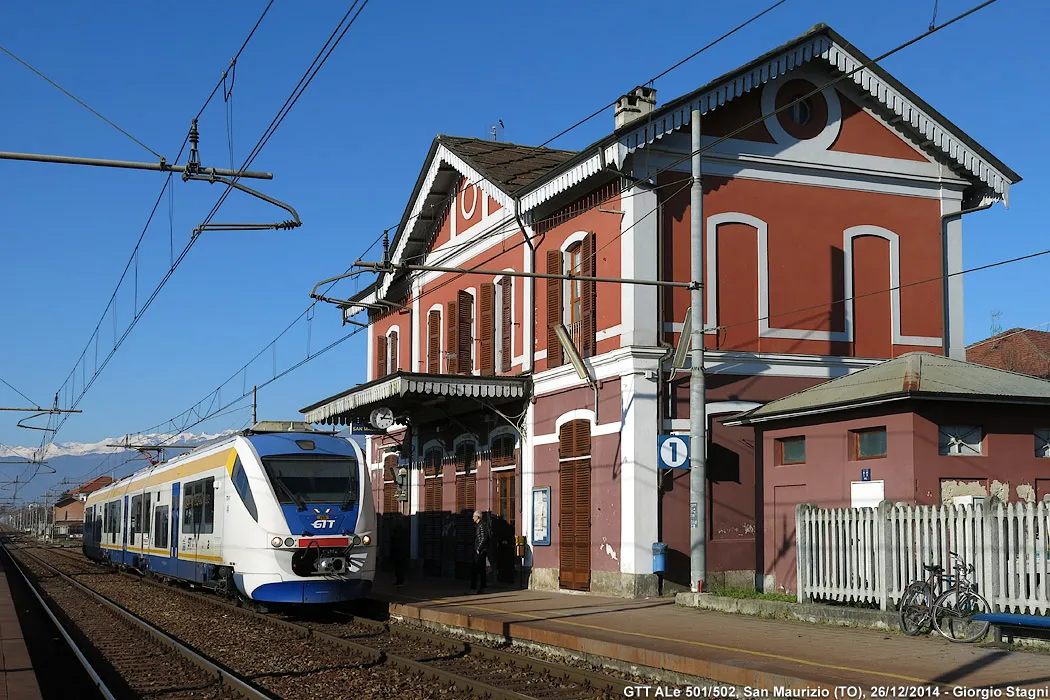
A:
[795,501,1050,613]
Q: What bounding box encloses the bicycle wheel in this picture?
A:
[899,582,933,635]
[932,589,991,643]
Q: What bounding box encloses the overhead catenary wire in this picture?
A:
[27,0,997,499]
[118,0,999,450]
[0,43,163,159]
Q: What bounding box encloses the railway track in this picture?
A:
[22,543,630,699]
[3,538,268,700]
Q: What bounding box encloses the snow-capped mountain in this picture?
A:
[0,430,237,460]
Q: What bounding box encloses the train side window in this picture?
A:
[154,506,170,550]
[130,495,142,539]
[144,492,152,540]
[201,477,215,535]
[232,458,259,521]
[183,481,196,532]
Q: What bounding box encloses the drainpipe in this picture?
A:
[940,199,994,359]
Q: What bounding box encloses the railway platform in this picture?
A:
[0,556,42,700]
[369,574,1049,691]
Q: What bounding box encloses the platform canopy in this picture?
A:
[300,371,532,427]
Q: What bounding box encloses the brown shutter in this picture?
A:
[500,280,512,372]
[428,310,440,373]
[389,330,398,373]
[480,282,495,375]
[574,456,591,589]
[446,301,458,374]
[376,334,388,378]
[581,232,597,357]
[546,249,563,368]
[457,290,473,374]
[558,458,575,588]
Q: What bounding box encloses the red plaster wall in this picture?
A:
[455,177,485,233]
[659,172,942,359]
[760,409,916,591]
[911,404,1050,505]
[531,432,622,575]
[661,374,824,587]
[531,382,623,577]
[851,235,892,358]
[829,91,928,162]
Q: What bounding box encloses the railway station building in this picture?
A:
[301,24,1019,597]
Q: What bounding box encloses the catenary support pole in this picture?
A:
[689,107,707,594]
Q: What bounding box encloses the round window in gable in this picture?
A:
[774,79,828,141]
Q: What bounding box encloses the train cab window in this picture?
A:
[154,506,169,550]
[232,458,259,521]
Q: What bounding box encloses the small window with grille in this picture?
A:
[938,425,982,456]
[1036,428,1050,459]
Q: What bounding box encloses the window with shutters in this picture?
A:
[376,334,388,378]
[427,309,441,373]
[491,433,516,468]
[383,454,398,513]
[447,292,474,374]
[547,234,597,368]
[480,282,496,376]
[497,276,512,373]
[386,329,399,374]
[558,419,591,591]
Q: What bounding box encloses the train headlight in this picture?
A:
[284,537,295,547]
[362,534,372,546]
[271,536,283,548]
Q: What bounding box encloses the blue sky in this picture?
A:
[0,0,1045,494]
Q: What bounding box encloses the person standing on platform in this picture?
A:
[468,510,490,594]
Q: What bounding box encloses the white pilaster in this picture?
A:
[620,183,659,347]
[411,278,421,371]
[522,401,536,568]
[409,432,419,559]
[941,197,966,360]
[620,356,661,578]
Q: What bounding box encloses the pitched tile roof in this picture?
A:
[726,352,1050,424]
[70,475,114,495]
[438,136,577,191]
[967,328,1050,380]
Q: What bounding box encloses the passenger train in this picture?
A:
[83,421,376,604]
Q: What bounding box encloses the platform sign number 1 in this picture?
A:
[658,435,689,470]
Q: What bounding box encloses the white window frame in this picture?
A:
[559,232,589,328]
[1036,428,1050,459]
[385,325,400,374]
[938,425,983,456]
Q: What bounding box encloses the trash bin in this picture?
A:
[652,542,667,574]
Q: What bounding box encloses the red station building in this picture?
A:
[302,24,1019,597]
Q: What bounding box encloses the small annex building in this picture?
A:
[725,352,1050,593]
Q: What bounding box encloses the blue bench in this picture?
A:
[973,613,1050,643]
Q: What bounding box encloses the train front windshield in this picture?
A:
[261,455,360,507]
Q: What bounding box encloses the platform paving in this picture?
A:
[0,559,42,700]
[370,573,1049,691]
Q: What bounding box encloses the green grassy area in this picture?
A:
[711,586,797,602]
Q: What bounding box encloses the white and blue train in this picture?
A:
[83,422,376,604]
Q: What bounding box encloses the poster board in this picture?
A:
[531,486,551,546]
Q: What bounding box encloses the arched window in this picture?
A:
[491,433,516,468]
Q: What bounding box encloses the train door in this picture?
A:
[170,482,181,563]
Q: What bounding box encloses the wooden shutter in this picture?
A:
[479,282,495,376]
[573,456,591,589]
[427,310,440,373]
[581,232,596,357]
[376,335,388,378]
[546,249,563,368]
[389,330,398,372]
[457,290,473,374]
[559,460,575,588]
[500,280,512,372]
[383,454,397,483]
[446,301,457,374]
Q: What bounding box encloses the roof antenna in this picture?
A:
[490,119,504,142]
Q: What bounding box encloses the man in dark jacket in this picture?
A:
[468,510,490,594]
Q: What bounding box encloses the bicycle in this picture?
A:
[931,553,991,643]
[899,561,953,636]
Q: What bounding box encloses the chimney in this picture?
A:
[614,86,657,129]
